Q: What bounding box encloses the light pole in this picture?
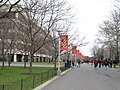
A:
[70,43,73,67]
[57,31,61,76]
[74,54,76,65]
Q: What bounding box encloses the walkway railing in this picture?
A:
[0,70,55,90]
[0,67,69,90]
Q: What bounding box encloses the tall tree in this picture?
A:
[0,19,16,69]
[15,0,73,74]
[98,7,120,63]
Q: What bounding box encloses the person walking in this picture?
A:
[101,60,104,67]
[109,59,112,68]
[104,59,109,69]
[77,60,81,68]
[98,60,101,68]
[93,58,98,68]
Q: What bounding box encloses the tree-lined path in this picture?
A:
[41,63,120,90]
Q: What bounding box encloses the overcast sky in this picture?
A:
[67,0,117,56]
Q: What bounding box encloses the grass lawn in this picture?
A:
[0,66,68,90]
[0,65,68,90]
[0,66,54,84]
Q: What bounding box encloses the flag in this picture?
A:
[60,35,68,50]
[76,50,79,56]
[78,52,85,60]
[72,46,77,54]
[75,50,85,60]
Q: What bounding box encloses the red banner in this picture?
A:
[72,46,77,54]
[76,50,79,56]
[79,53,84,59]
[78,52,84,60]
[60,35,68,50]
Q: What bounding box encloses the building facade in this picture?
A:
[0,5,53,62]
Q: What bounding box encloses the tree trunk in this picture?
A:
[24,52,27,68]
[29,41,33,74]
[2,41,5,69]
[29,52,33,74]
[24,59,27,68]
[54,57,57,75]
[8,54,11,67]
[2,55,5,69]
[116,35,119,64]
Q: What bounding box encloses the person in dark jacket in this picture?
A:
[94,58,98,68]
[104,59,109,68]
[98,60,102,68]
[109,59,112,68]
[77,60,81,68]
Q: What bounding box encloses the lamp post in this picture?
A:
[74,54,76,65]
[57,31,61,76]
[70,43,73,67]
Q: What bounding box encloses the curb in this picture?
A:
[33,68,72,90]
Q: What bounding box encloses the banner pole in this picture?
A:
[57,33,61,76]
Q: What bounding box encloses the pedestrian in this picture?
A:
[109,59,112,68]
[104,59,109,68]
[101,60,104,67]
[98,60,101,68]
[72,60,75,66]
[77,60,81,68]
[93,58,98,68]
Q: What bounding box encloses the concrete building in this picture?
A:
[0,5,53,62]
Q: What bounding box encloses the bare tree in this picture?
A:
[98,7,120,63]
[0,0,21,19]
[12,0,74,74]
[0,18,16,69]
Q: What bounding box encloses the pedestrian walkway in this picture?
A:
[34,63,120,90]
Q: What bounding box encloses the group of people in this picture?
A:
[65,60,81,68]
[93,58,112,68]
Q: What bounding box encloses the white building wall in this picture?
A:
[14,54,17,62]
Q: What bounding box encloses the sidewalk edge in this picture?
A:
[33,68,72,90]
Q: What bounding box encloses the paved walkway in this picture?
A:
[35,63,120,90]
